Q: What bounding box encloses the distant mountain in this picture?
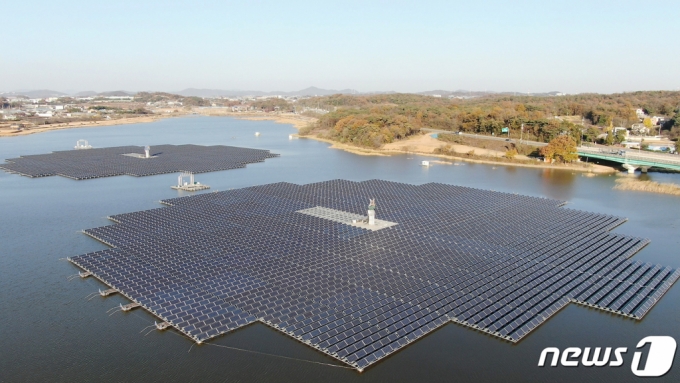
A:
[418,89,493,97]
[74,91,98,97]
[2,89,68,98]
[3,88,567,100]
[418,90,566,97]
[97,90,133,97]
[176,86,359,98]
[292,86,358,96]
[176,88,239,97]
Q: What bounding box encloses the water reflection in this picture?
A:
[0,116,679,383]
[538,168,576,200]
[638,173,652,182]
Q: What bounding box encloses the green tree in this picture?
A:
[615,130,627,144]
[605,130,614,145]
[671,111,680,129]
[584,127,600,143]
[540,135,578,163]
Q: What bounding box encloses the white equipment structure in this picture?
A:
[255,132,261,137]
[74,139,92,150]
[144,146,151,158]
[367,198,376,225]
[171,172,210,191]
[178,172,195,187]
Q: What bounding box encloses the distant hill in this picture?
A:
[74,91,98,97]
[176,86,359,97]
[97,90,133,97]
[417,90,565,97]
[3,88,566,100]
[2,89,68,98]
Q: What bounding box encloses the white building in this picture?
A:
[613,127,629,137]
[631,123,649,135]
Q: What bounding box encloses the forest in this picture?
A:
[297,91,680,148]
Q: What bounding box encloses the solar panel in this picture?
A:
[67,180,679,371]
[0,144,279,180]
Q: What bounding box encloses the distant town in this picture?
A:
[1,89,678,156]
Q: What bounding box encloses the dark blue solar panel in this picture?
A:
[1,144,278,179]
[68,179,679,371]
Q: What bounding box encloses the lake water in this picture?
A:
[1,116,678,382]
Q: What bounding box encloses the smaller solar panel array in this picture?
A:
[0,144,278,180]
[68,180,679,371]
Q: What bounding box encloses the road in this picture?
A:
[578,145,680,166]
[423,128,679,166]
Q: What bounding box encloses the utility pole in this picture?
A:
[520,123,524,143]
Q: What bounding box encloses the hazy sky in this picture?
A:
[3,0,679,94]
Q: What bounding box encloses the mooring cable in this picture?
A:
[125,310,352,369]
[203,342,354,370]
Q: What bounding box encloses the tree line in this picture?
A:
[298,91,680,148]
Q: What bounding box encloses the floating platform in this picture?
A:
[121,302,141,311]
[171,172,210,191]
[68,180,679,372]
[171,184,210,191]
[0,144,279,180]
[99,288,117,297]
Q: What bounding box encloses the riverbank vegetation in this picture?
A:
[301,109,421,148]
[297,91,680,146]
[539,136,578,163]
[614,178,680,196]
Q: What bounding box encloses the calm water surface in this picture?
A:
[1,116,678,382]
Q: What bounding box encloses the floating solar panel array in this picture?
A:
[0,145,278,180]
[68,180,679,371]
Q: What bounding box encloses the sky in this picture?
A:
[3,0,679,94]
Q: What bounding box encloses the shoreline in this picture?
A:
[1,110,616,174]
[0,114,181,137]
[193,109,317,130]
[296,134,617,174]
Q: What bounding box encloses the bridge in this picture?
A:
[578,146,680,173]
[421,129,680,173]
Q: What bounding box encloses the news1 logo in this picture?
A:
[538,336,677,377]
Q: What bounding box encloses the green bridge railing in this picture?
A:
[577,148,680,171]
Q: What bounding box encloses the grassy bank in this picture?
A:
[614,177,680,196]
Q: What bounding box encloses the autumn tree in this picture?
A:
[505,148,518,158]
[540,135,578,163]
[605,130,614,145]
